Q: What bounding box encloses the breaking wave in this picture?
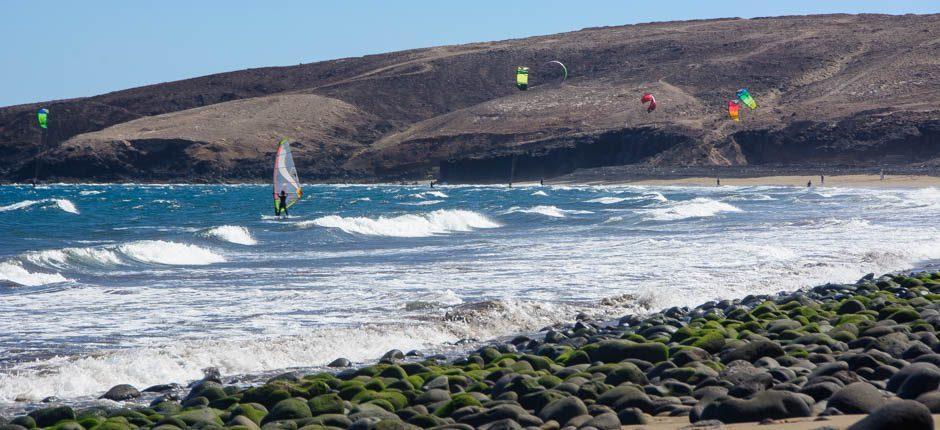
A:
[0,261,69,287]
[0,198,79,214]
[200,225,257,245]
[505,205,593,218]
[647,198,742,221]
[587,196,629,204]
[298,210,500,237]
[117,241,226,265]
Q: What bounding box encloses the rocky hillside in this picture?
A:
[2,13,939,183]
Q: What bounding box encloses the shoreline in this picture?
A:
[557,174,940,188]
[6,270,940,429]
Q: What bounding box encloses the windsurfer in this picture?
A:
[278,190,288,216]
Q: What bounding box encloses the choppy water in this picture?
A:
[2,183,940,407]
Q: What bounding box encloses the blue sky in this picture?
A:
[1,1,937,107]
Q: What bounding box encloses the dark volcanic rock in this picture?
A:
[827,382,887,414]
[847,400,934,430]
[100,384,141,401]
[698,391,813,424]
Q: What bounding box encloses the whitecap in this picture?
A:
[0,261,70,286]
[504,205,593,218]
[297,209,499,237]
[117,241,226,265]
[200,226,257,245]
[646,198,742,221]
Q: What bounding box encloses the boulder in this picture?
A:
[537,397,588,426]
[99,384,141,401]
[886,362,940,399]
[828,382,887,414]
[847,400,933,430]
[720,340,784,363]
[699,390,813,423]
[28,407,75,427]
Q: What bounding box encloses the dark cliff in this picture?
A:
[1,13,939,183]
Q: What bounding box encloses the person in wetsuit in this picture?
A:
[278,190,289,217]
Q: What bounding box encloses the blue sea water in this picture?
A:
[2,183,940,405]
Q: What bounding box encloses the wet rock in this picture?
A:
[382,349,405,361]
[847,399,933,430]
[27,406,75,427]
[596,385,654,413]
[329,358,352,368]
[100,384,141,401]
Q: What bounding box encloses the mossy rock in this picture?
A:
[521,354,554,371]
[243,384,293,409]
[78,417,103,429]
[308,393,344,415]
[379,365,408,380]
[406,413,447,428]
[888,308,921,323]
[28,406,76,428]
[338,384,366,401]
[537,375,563,388]
[262,398,313,425]
[364,379,386,391]
[155,416,188,428]
[175,408,223,427]
[433,393,482,417]
[582,340,668,364]
[51,421,83,430]
[691,331,726,354]
[93,419,134,430]
[365,399,396,412]
[231,403,267,425]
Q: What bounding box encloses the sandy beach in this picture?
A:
[556,174,940,188]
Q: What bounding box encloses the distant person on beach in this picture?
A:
[716,177,720,186]
[278,190,288,216]
[807,180,812,187]
[540,179,544,186]
[820,174,824,184]
[881,169,885,181]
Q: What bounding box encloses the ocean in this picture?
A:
[1,183,940,408]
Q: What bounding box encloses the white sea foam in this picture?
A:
[0,261,69,286]
[646,198,742,221]
[531,191,548,196]
[25,247,124,269]
[587,196,629,204]
[117,241,226,265]
[0,297,636,402]
[79,190,103,196]
[411,191,449,199]
[201,226,257,245]
[505,205,593,218]
[401,200,444,206]
[0,198,79,214]
[298,210,500,237]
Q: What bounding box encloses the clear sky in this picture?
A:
[1,0,937,107]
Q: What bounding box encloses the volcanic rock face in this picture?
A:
[1,13,939,182]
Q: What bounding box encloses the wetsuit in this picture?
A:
[278,192,288,216]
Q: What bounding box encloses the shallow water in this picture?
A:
[2,183,940,406]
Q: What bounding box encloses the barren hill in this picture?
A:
[1,13,939,183]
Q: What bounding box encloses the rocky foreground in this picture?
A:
[7,271,940,430]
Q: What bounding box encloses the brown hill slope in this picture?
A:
[2,13,939,182]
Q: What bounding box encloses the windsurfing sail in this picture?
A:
[736,88,757,110]
[37,108,48,129]
[641,93,657,113]
[273,138,302,214]
[516,66,529,90]
[728,100,741,122]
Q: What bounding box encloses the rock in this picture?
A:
[10,417,35,429]
[99,384,141,401]
[583,412,620,430]
[799,381,842,402]
[617,408,649,426]
[263,398,313,424]
[672,348,712,367]
[416,389,451,405]
[847,400,933,430]
[585,340,668,364]
[720,340,784,363]
[699,390,813,423]
[537,397,588,426]
[382,349,405,362]
[886,362,940,399]
[328,358,352,368]
[597,385,654,413]
[838,300,866,314]
[176,408,224,427]
[228,415,262,430]
[478,418,522,430]
[143,383,181,393]
[28,406,75,427]
[603,363,648,386]
[828,382,886,414]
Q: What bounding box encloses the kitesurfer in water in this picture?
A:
[278,190,288,217]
